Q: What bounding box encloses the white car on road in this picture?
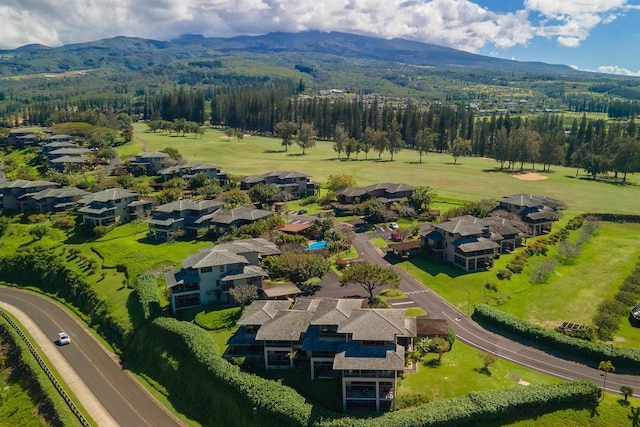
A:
[57,332,71,345]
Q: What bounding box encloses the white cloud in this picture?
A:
[524,0,631,47]
[597,65,640,76]
[0,0,535,52]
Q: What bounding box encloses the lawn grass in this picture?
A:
[405,307,427,316]
[373,237,389,249]
[123,123,640,215]
[494,222,640,328]
[495,393,640,427]
[398,340,562,401]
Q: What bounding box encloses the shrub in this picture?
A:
[93,225,109,237]
[153,317,318,425]
[506,259,525,274]
[597,300,627,317]
[497,268,512,280]
[52,216,76,230]
[614,290,638,307]
[472,304,640,372]
[318,381,599,427]
[27,213,48,223]
[29,224,49,239]
[135,272,161,320]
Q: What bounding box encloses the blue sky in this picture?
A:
[472,0,640,75]
[0,0,639,75]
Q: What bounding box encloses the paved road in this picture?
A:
[352,231,640,396]
[0,286,183,427]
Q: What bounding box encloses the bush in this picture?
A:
[93,225,109,237]
[318,381,599,427]
[52,216,76,230]
[497,268,512,280]
[472,304,640,372]
[135,273,161,320]
[27,213,48,223]
[153,317,319,426]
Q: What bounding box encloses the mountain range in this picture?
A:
[1,31,638,104]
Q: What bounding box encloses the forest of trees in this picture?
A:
[206,81,640,178]
[4,76,640,179]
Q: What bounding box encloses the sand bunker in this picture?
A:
[512,172,548,181]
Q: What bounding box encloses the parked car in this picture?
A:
[389,222,399,229]
[57,332,70,345]
[298,209,307,215]
[390,231,402,242]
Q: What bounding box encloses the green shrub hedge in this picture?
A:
[152,317,320,426]
[135,273,161,320]
[0,250,129,349]
[318,381,598,427]
[473,304,640,372]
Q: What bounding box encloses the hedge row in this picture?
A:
[135,272,161,320]
[473,304,640,372]
[0,249,129,350]
[152,317,319,426]
[319,381,599,427]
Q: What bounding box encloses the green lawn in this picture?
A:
[399,340,561,401]
[497,393,640,427]
[494,222,640,329]
[123,122,640,215]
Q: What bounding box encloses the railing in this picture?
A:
[0,310,91,427]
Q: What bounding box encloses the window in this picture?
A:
[201,267,212,273]
[219,265,225,272]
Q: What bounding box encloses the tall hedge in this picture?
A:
[152,317,320,426]
[0,249,129,349]
[473,304,640,372]
[135,272,161,320]
[318,381,599,427]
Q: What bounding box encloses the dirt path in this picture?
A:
[134,135,148,152]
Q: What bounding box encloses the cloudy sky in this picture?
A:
[1,0,640,75]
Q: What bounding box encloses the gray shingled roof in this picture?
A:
[49,155,89,164]
[183,249,249,269]
[153,199,223,214]
[237,300,293,326]
[136,151,170,159]
[206,205,274,225]
[164,269,200,288]
[79,188,139,203]
[436,218,486,237]
[158,162,222,175]
[452,237,500,252]
[310,299,365,325]
[255,310,315,341]
[241,170,309,184]
[338,309,412,342]
[220,265,268,281]
[145,216,185,227]
[30,187,89,200]
[333,341,405,371]
[0,179,59,190]
[214,238,281,256]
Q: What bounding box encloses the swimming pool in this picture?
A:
[306,240,328,251]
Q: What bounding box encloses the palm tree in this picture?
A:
[621,385,634,401]
[598,360,615,399]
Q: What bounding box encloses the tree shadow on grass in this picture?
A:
[422,358,441,368]
[474,366,493,376]
[263,149,287,153]
[629,406,640,427]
